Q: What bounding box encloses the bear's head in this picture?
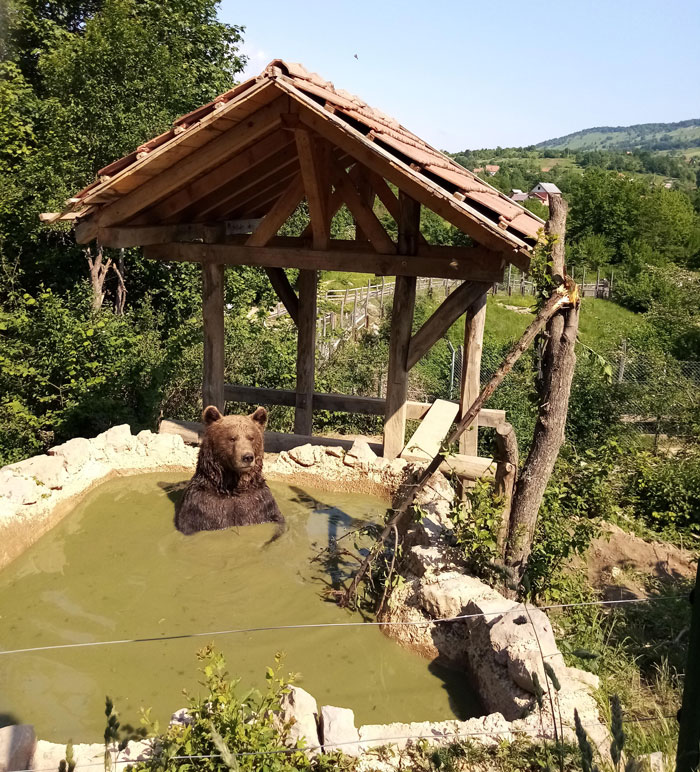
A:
[200,405,267,477]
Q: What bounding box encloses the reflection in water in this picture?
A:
[0,473,481,742]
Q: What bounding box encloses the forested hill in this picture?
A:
[537,118,700,153]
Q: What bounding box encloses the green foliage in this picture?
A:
[134,647,324,772]
[447,480,504,576]
[627,449,700,534]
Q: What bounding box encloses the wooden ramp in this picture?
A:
[401,399,459,462]
[400,399,497,481]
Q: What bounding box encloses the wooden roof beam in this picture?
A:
[246,173,306,247]
[294,128,330,250]
[265,267,299,325]
[331,159,395,255]
[211,166,300,221]
[406,280,491,370]
[143,240,505,283]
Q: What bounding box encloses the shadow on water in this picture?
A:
[427,660,484,720]
[158,480,187,510]
[0,712,21,729]
[288,486,378,595]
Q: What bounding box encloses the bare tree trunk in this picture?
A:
[113,248,127,315]
[86,245,112,312]
[505,195,580,580]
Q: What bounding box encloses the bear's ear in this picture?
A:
[249,406,268,427]
[202,405,223,425]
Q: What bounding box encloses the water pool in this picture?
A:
[0,472,481,741]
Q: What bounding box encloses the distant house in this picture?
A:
[529,182,561,207]
[473,164,500,176]
[510,188,529,202]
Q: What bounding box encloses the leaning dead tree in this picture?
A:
[86,244,112,311]
[505,195,580,579]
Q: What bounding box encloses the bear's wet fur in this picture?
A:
[174,405,284,535]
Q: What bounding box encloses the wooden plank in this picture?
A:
[221,383,505,426]
[219,167,300,221]
[401,399,459,461]
[459,290,487,456]
[246,174,305,246]
[280,81,532,262]
[202,263,225,411]
[295,128,330,250]
[406,280,490,370]
[294,269,317,435]
[439,453,496,481]
[331,160,396,254]
[264,267,299,325]
[383,191,420,459]
[159,419,382,455]
[143,241,504,282]
[95,96,287,227]
[152,134,295,222]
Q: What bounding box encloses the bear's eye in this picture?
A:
[231,435,239,443]
[246,435,254,442]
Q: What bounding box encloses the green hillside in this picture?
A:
[537,118,700,153]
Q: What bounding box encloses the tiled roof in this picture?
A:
[57,60,545,253]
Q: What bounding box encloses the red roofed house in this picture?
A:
[529,182,561,207]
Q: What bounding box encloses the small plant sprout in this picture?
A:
[58,742,76,772]
[610,694,625,772]
[574,709,600,772]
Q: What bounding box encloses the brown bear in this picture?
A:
[174,405,284,535]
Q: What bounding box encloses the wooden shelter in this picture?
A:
[50,60,544,463]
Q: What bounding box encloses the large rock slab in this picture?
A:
[48,437,93,475]
[320,705,360,756]
[0,724,36,772]
[279,686,320,750]
[0,470,42,505]
[418,573,502,619]
[7,455,66,490]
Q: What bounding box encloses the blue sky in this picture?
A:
[218,0,700,152]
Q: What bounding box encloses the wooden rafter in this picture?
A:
[185,142,298,220]
[246,174,305,247]
[216,167,300,221]
[145,131,293,223]
[294,128,330,250]
[331,159,395,255]
[406,280,490,370]
[95,96,288,228]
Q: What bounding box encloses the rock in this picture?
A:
[279,686,320,750]
[405,545,446,577]
[169,708,193,727]
[48,437,93,475]
[288,444,318,467]
[136,429,156,445]
[419,573,501,619]
[506,646,565,694]
[7,455,67,489]
[464,597,520,629]
[0,471,41,505]
[33,740,150,771]
[93,424,137,455]
[320,705,360,756]
[567,666,601,691]
[0,497,18,522]
[489,605,559,666]
[142,432,185,459]
[346,439,376,464]
[640,751,665,772]
[325,446,344,458]
[0,724,36,772]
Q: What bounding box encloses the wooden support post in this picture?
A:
[380,276,385,318]
[507,264,512,296]
[202,263,225,411]
[459,290,487,456]
[294,269,317,435]
[384,192,420,458]
[494,422,519,559]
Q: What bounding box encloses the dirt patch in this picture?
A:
[497,302,534,315]
[587,523,697,599]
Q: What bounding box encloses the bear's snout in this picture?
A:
[241,452,254,464]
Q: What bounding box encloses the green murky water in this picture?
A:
[0,473,481,742]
